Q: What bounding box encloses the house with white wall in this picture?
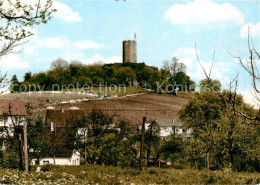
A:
[158,121,191,138]
[0,99,27,149]
[31,150,80,166]
[145,120,191,138]
[31,108,88,166]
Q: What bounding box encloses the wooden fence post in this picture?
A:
[139,116,146,171]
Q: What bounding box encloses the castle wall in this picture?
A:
[122,40,137,63]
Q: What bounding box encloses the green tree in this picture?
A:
[174,72,196,92]
[184,138,204,170]
[92,76,104,85]
[10,74,20,93]
[153,135,183,165]
[180,92,225,170]
[199,79,221,92]
[85,109,114,164]
[214,93,259,172]
[24,72,32,82]
[117,67,136,85]
[27,118,49,166]
[144,120,160,166]
[180,91,259,171]
[73,76,93,86]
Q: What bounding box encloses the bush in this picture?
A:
[0,150,19,169]
[41,164,53,172]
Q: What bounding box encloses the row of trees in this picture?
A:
[10,58,195,93]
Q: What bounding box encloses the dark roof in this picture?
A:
[0,99,27,116]
[55,149,74,157]
[40,127,76,157]
[45,109,86,127]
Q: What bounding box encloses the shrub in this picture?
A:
[0,149,19,169]
[41,164,53,172]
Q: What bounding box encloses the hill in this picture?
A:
[55,93,188,125]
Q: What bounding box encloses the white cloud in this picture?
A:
[240,22,260,38]
[104,56,122,64]
[81,53,122,65]
[75,40,102,50]
[24,46,35,55]
[164,0,244,26]
[0,54,30,71]
[35,37,101,50]
[53,1,82,22]
[175,47,198,67]
[37,37,70,49]
[176,47,198,56]
[241,88,259,108]
[58,51,121,65]
[187,60,231,83]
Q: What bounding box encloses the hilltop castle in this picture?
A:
[122,35,137,63]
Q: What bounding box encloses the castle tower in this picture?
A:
[122,40,137,63]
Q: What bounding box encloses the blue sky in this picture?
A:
[1,0,259,105]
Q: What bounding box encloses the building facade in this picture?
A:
[31,150,80,166]
[0,99,27,149]
[122,40,137,63]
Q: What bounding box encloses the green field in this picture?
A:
[1,165,259,184]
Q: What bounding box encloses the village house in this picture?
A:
[31,148,80,166]
[157,121,191,138]
[30,127,81,166]
[32,104,192,166]
[31,108,86,166]
[145,121,191,138]
[0,99,27,149]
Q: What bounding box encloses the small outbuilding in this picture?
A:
[31,149,80,166]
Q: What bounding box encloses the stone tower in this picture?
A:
[122,40,137,63]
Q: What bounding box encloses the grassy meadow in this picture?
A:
[0,165,260,184]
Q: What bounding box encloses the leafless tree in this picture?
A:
[50,58,69,72]
[162,57,187,78]
[195,29,259,125]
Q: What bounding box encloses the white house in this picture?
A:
[31,150,80,166]
[158,121,191,138]
[145,121,191,138]
[33,108,87,166]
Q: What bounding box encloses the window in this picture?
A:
[43,161,49,165]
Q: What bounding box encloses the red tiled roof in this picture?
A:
[0,99,27,116]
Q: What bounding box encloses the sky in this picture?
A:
[0,0,259,105]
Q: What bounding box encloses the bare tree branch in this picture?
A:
[195,41,259,125]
